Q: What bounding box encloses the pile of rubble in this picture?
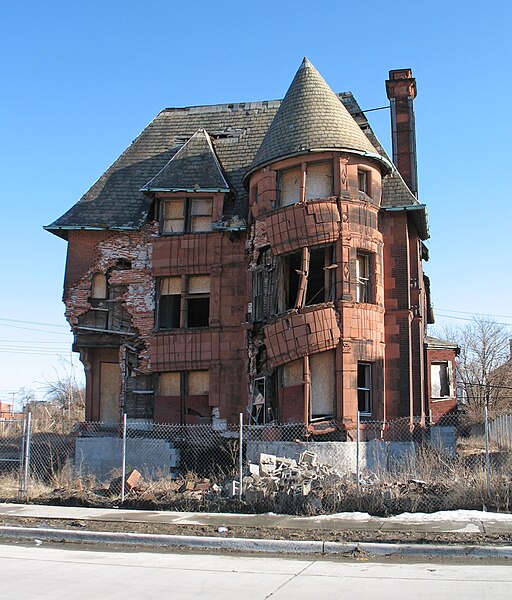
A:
[242,451,343,503]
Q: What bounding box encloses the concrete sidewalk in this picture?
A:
[1,503,512,559]
[1,502,512,536]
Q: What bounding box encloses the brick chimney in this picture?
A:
[386,69,418,197]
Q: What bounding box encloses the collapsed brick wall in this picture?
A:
[64,222,158,371]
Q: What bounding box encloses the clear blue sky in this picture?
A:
[1,0,511,404]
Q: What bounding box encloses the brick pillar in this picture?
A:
[385,69,418,197]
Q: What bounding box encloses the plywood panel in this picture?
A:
[310,351,335,417]
[100,362,120,422]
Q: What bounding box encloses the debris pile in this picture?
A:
[242,451,342,503]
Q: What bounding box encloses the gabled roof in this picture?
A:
[245,58,389,181]
[140,129,230,193]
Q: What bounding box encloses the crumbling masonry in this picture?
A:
[45,60,457,432]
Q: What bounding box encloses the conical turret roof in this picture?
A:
[141,129,230,193]
[245,58,384,180]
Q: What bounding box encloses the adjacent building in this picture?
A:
[45,59,456,433]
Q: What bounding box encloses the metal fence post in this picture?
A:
[484,405,491,498]
[120,413,127,503]
[238,412,243,501]
[356,410,360,491]
[18,417,27,500]
[23,412,32,502]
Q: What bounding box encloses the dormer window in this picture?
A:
[161,197,213,234]
[279,161,333,207]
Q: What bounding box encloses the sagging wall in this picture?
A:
[247,153,386,428]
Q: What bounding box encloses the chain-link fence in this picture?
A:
[1,411,511,515]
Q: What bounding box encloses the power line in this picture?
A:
[0,317,68,328]
[0,322,72,335]
[435,312,512,326]
[437,308,512,319]
[0,339,71,344]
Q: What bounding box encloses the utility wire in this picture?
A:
[437,308,512,319]
[0,317,68,328]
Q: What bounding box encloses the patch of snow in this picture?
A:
[387,510,512,523]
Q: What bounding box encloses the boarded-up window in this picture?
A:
[91,273,107,299]
[310,351,335,418]
[188,371,209,395]
[159,372,181,396]
[162,199,185,233]
[162,198,212,233]
[190,198,213,232]
[431,362,451,398]
[280,168,301,206]
[283,359,303,387]
[158,277,181,329]
[306,162,333,200]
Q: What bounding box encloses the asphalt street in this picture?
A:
[1,543,511,600]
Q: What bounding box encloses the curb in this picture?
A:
[1,526,512,558]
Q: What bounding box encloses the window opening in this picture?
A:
[279,168,301,207]
[162,198,212,234]
[91,273,107,299]
[431,362,452,398]
[356,252,371,303]
[186,276,210,328]
[158,277,181,329]
[358,169,370,196]
[306,162,333,200]
[357,362,372,415]
[310,351,335,419]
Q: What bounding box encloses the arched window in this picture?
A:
[91,273,107,299]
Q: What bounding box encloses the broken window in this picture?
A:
[431,362,452,398]
[249,374,277,424]
[157,277,181,329]
[186,276,210,328]
[356,252,371,303]
[161,197,213,234]
[305,162,333,200]
[358,169,371,196]
[157,275,210,329]
[277,246,335,313]
[250,377,266,424]
[357,362,372,415]
[310,351,335,420]
[124,347,154,420]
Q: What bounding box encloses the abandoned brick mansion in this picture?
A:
[46,59,457,432]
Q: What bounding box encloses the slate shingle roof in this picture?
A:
[246,58,386,179]
[140,129,230,193]
[45,61,422,238]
